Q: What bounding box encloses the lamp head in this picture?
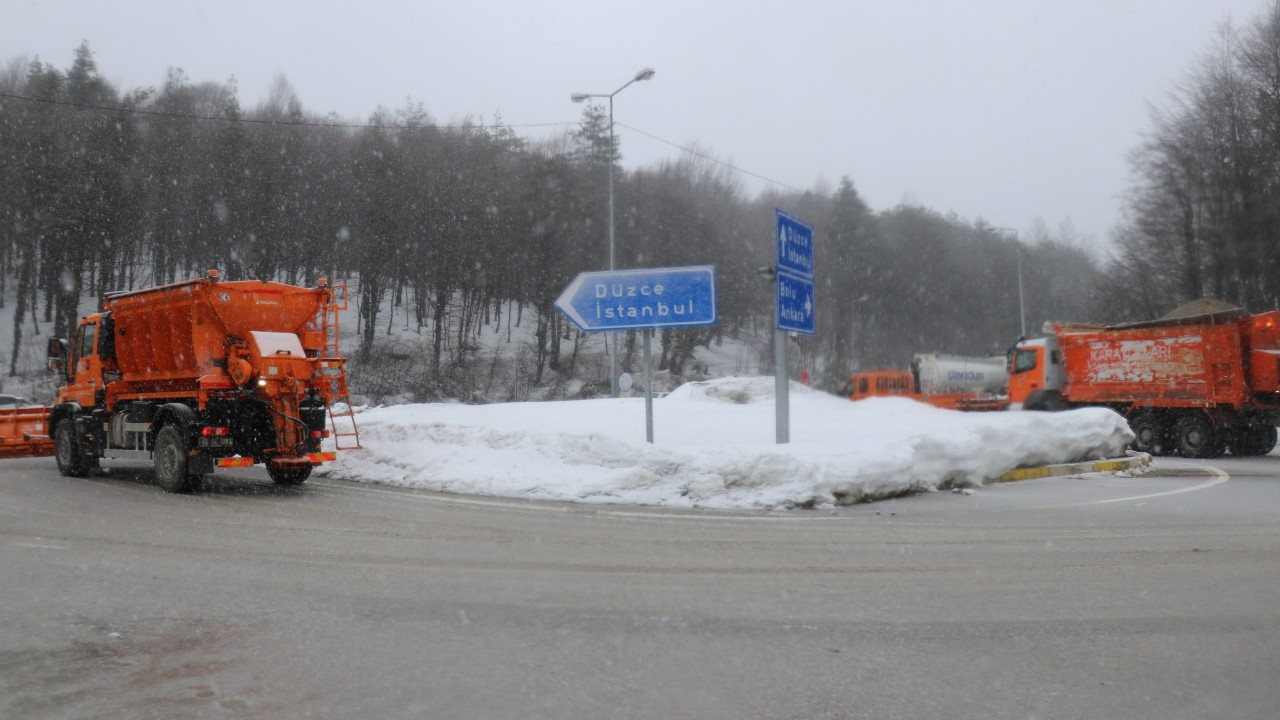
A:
[570,93,591,103]
[634,68,656,82]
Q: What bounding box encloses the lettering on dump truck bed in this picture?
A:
[1085,336,1204,383]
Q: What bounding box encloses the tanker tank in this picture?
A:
[911,353,1008,395]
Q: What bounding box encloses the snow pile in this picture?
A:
[325,376,1133,509]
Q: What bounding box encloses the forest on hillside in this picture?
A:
[1100,1,1280,318]
[1,1,1278,402]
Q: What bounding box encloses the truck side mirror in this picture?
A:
[47,337,66,358]
[47,358,64,374]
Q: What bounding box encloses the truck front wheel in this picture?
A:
[54,418,90,477]
[1175,413,1222,459]
[154,425,200,493]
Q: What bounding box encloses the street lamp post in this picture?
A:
[1017,244,1026,337]
[995,227,1025,337]
[572,67,655,398]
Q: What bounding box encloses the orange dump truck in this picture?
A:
[26,271,357,491]
[1008,304,1280,457]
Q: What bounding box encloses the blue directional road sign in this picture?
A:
[776,209,814,279]
[776,271,815,335]
[775,210,816,335]
[556,265,717,332]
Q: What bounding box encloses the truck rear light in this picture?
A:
[310,430,330,439]
[202,426,230,437]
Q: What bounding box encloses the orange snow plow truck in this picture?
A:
[0,271,358,491]
[1008,301,1280,458]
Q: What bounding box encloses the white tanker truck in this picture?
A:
[910,353,1008,396]
[840,353,1009,411]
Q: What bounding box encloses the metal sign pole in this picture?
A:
[775,327,789,444]
[644,329,654,443]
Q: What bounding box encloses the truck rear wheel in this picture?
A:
[153,425,201,493]
[1128,412,1168,455]
[1175,413,1222,458]
[267,463,311,486]
[54,418,90,477]
[1232,425,1277,457]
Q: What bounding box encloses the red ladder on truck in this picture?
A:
[319,282,362,450]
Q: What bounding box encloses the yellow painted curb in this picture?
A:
[996,453,1152,484]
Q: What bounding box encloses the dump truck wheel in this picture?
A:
[1175,413,1221,458]
[1128,412,1167,455]
[153,425,199,493]
[1251,426,1277,455]
[1232,425,1277,457]
[54,418,89,477]
[267,464,311,486]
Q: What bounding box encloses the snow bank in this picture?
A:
[324,376,1133,509]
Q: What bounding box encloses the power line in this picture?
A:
[615,122,805,193]
[0,90,807,192]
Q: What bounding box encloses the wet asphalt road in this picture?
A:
[2,454,1279,719]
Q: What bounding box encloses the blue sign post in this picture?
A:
[556,265,717,445]
[555,265,717,332]
[774,210,815,444]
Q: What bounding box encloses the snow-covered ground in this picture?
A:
[324,376,1134,509]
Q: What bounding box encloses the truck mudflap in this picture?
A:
[213,452,335,469]
[216,457,256,468]
[0,406,55,459]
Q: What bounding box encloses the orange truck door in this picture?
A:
[1007,345,1043,407]
[66,319,102,409]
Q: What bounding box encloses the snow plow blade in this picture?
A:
[0,406,55,459]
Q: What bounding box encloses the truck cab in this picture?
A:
[839,370,916,401]
[55,313,117,410]
[1007,336,1065,409]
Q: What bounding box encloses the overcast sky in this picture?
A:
[3,0,1272,247]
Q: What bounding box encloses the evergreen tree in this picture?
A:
[818,177,875,388]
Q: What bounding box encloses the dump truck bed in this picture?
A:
[1058,321,1249,407]
[105,278,327,391]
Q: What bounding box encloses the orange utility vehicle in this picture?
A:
[27,271,359,491]
[1007,302,1280,457]
[839,369,915,401]
[839,354,1009,411]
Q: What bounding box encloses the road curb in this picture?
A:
[996,452,1152,483]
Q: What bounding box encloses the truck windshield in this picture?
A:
[73,322,96,367]
[1012,349,1037,373]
